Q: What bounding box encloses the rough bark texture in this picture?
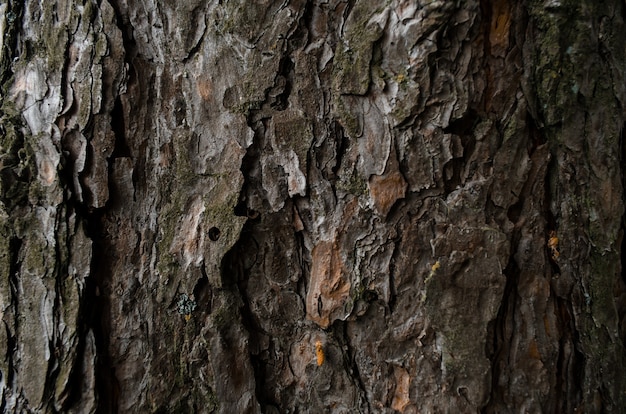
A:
[1,0,626,412]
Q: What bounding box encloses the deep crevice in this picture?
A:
[109,97,131,159]
[224,41,291,408]
[7,236,21,389]
[83,2,137,405]
[342,0,356,32]
[334,321,370,412]
[443,157,464,193]
[234,120,266,217]
[483,148,526,412]
[290,0,314,51]
[482,254,519,413]
[506,197,523,224]
[271,56,294,111]
[443,109,480,136]
[84,206,118,414]
[220,220,268,409]
[181,21,207,64]
[478,0,493,59]
[552,297,584,412]
[541,121,584,410]
[526,111,546,156]
[331,120,348,178]
[387,236,400,313]
[107,0,139,63]
[543,143,561,273]
[0,0,23,91]
[193,269,211,309]
[442,109,480,193]
[47,203,92,412]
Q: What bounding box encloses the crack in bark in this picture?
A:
[387,236,400,314]
[0,0,21,90]
[181,17,207,64]
[271,56,294,112]
[442,109,481,192]
[79,3,134,413]
[85,200,117,414]
[335,321,370,412]
[482,251,519,413]
[553,296,584,412]
[109,97,131,160]
[6,235,20,385]
[543,136,585,409]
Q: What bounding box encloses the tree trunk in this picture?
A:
[1,0,625,412]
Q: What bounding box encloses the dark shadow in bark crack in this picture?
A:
[482,254,519,413]
[84,208,119,414]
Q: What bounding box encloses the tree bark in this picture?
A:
[1,0,625,412]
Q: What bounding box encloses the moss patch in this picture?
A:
[331,2,387,95]
[336,166,368,197]
[0,103,35,209]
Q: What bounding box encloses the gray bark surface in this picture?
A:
[1,0,625,412]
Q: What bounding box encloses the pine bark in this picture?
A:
[1,0,625,412]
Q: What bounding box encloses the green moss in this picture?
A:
[333,95,363,139]
[82,0,96,27]
[274,117,312,164]
[337,167,367,197]
[211,305,231,331]
[527,1,610,129]
[332,46,370,95]
[155,131,245,285]
[210,288,242,331]
[19,224,48,277]
[173,133,197,187]
[155,192,186,277]
[420,262,440,302]
[205,389,219,413]
[211,299,240,333]
[76,82,94,129]
[94,31,109,61]
[40,3,69,69]
[155,132,199,275]
[501,112,521,145]
[1,28,40,208]
[528,5,567,125]
[331,2,387,95]
[216,1,262,41]
[223,80,264,116]
[389,76,421,124]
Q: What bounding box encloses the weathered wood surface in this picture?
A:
[1,0,625,412]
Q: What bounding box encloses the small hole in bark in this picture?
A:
[363,290,378,302]
[208,227,221,241]
[234,202,248,216]
[507,198,523,224]
[247,208,259,219]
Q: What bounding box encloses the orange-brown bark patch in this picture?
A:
[369,170,407,217]
[306,239,350,328]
